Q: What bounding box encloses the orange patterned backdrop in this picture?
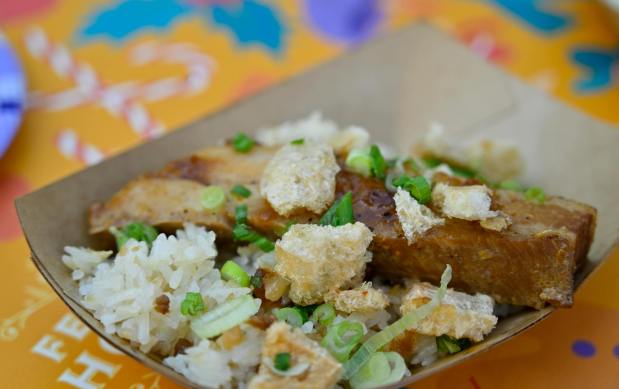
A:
[1,0,619,388]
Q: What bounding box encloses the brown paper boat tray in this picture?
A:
[16,24,619,388]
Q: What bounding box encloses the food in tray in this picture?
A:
[63,113,597,388]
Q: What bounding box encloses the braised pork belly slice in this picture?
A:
[89,145,596,309]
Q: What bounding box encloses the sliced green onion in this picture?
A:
[275,307,305,327]
[343,265,452,379]
[180,292,205,317]
[110,222,159,250]
[265,357,310,377]
[274,352,291,371]
[498,179,524,192]
[391,175,432,204]
[319,192,354,227]
[232,223,258,241]
[349,352,407,389]
[201,186,226,210]
[321,320,365,362]
[231,184,252,198]
[525,186,546,204]
[422,156,442,168]
[346,148,373,177]
[402,158,422,175]
[191,295,261,339]
[235,204,248,224]
[436,335,460,354]
[221,260,250,287]
[254,237,275,252]
[422,156,477,178]
[450,165,477,179]
[310,303,336,327]
[232,224,275,252]
[294,304,315,321]
[232,133,254,153]
[250,274,263,289]
[436,334,470,354]
[369,144,387,180]
[291,138,304,145]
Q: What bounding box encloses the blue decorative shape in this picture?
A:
[0,101,21,111]
[571,47,619,92]
[614,344,619,359]
[79,0,193,43]
[488,0,572,33]
[0,34,26,158]
[304,0,382,45]
[209,0,285,53]
[572,340,596,358]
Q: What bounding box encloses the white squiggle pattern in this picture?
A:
[25,28,216,140]
[56,129,105,166]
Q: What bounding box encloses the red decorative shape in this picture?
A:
[0,0,57,24]
[0,174,31,241]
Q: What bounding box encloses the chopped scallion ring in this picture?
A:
[180,292,205,317]
[201,186,226,210]
[310,303,335,327]
[275,307,305,327]
[221,260,250,287]
[349,352,407,389]
[231,184,252,198]
[346,148,373,177]
[291,138,304,145]
[232,133,255,153]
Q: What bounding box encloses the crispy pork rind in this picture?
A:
[274,222,373,305]
[400,282,497,342]
[248,322,342,389]
[394,188,444,244]
[260,141,340,216]
[325,282,389,314]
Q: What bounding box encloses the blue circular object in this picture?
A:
[613,344,619,358]
[304,0,382,45]
[572,340,596,358]
[0,32,26,158]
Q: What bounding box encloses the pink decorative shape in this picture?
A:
[0,0,57,24]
